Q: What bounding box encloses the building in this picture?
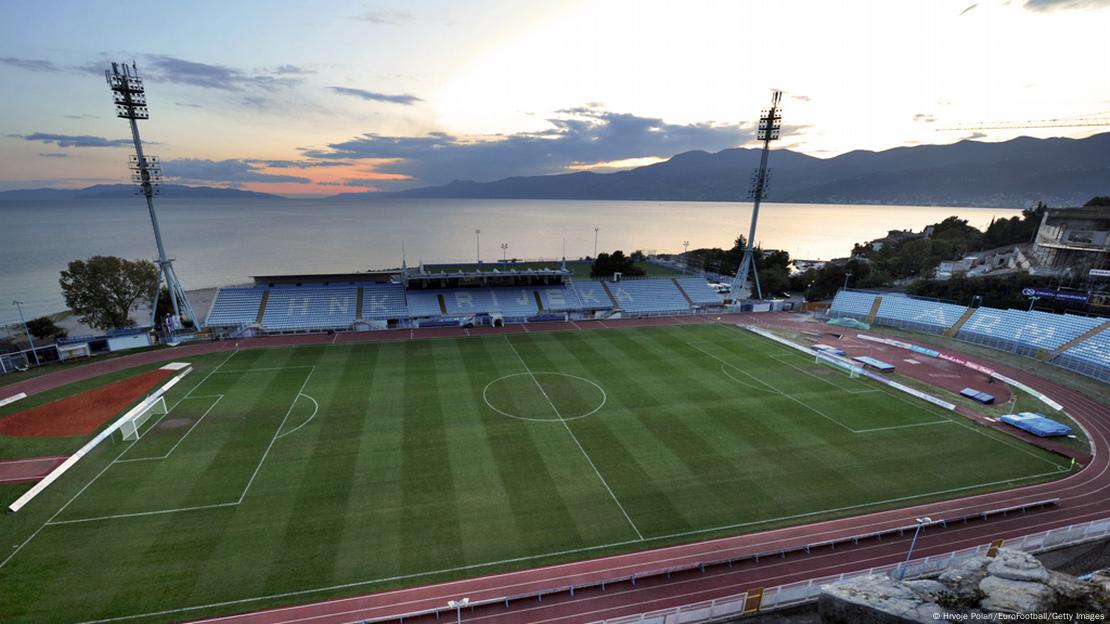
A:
[1030,206,1110,276]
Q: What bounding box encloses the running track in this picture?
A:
[3,313,1108,624]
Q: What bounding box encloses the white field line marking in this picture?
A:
[769,353,879,395]
[276,394,319,440]
[686,342,855,433]
[875,383,1067,470]
[51,363,316,525]
[718,364,778,395]
[115,395,225,463]
[853,420,952,434]
[0,350,240,569]
[690,341,949,435]
[570,320,583,330]
[47,502,240,526]
[237,366,316,504]
[0,438,141,569]
[213,365,317,374]
[72,464,1065,624]
[740,328,1070,470]
[504,336,644,541]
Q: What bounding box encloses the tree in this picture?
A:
[1084,196,1110,207]
[590,250,645,278]
[25,316,66,341]
[59,256,159,330]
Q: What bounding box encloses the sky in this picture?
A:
[1,0,1108,196]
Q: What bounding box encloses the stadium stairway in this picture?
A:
[945,306,976,338]
[1050,318,1110,360]
[437,294,448,314]
[533,290,545,311]
[866,296,883,324]
[255,291,269,324]
[672,278,694,305]
[355,287,364,319]
[599,281,620,309]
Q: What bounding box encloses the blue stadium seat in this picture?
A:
[206,288,265,327]
[829,290,879,319]
[958,308,1103,350]
[875,296,966,329]
[571,282,613,310]
[361,283,409,319]
[440,288,538,316]
[537,286,584,312]
[406,291,444,317]
[607,279,690,313]
[1063,327,1110,366]
[675,277,723,305]
[262,287,358,330]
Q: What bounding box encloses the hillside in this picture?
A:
[0,184,285,201]
[348,133,1110,208]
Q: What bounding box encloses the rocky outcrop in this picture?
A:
[818,548,1110,622]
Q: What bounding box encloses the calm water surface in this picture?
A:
[0,198,1018,320]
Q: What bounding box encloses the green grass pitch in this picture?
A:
[0,324,1071,623]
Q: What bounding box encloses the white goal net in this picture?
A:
[815,352,863,379]
[120,396,167,441]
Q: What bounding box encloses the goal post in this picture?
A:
[814,351,863,379]
[120,396,167,441]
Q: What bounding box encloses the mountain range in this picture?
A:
[0,184,284,201]
[370,132,1110,208]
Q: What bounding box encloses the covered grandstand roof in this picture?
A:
[252,271,400,286]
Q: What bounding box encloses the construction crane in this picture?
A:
[936,116,1110,131]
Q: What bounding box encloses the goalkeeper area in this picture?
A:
[0,324,1074,623]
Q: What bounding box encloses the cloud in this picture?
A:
[272,64,314,75]
[303,106,754,187]
[1023,0,1110,9]
[913,113,937,123]
[39,152,68,158]
[962,132,988,140]
[349,10,413,24]
[142,55,303,91]
[161,159,312,185]
[789,94,812,102]
[0,57,63,72]
[959,3,979,15]
[20,132,132,148]
[246,159,351,168]
[329,86,423,105]
[174,102,203,108]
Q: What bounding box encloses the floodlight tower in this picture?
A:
[731,90,783,301]
[105,62,200,330]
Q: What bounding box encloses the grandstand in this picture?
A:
[205,288,265,327]
[829,289,1110,382]
[261,286,358,331]
[675,277,724,306]
[361,283,408,320]
[607,279,690,313]
[199,262,748,336]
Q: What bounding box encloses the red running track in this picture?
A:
[4,313,1108,624]
[0,455,68,484]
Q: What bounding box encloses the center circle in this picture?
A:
[483,372,607,422]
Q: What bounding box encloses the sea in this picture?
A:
[0,198,1020,322]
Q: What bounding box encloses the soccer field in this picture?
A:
[0,324,1071,623]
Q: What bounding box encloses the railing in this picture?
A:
[591,515,1110,624]
[349,499,1068,624]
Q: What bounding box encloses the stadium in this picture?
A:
[2,265,1110,622]
[2,15,1109,623]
